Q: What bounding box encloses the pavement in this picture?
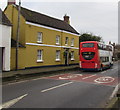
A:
[1,64,79,79]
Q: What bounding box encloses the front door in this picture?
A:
[64,49,69,66]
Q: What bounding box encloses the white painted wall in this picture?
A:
[0,24,11,71]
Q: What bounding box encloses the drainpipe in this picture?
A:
[16,0,21,70]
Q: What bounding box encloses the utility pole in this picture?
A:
[16,0,21,70]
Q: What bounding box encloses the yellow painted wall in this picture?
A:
[5,5,26,70]
[4,5,26,46]
[25,24,79,68]
[11,48,25,70]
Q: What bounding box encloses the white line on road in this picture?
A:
[82,74,96,80]
[101,71,107,74]
[0,94,28,109]
[109,83,120,100]
[41,82,73,93]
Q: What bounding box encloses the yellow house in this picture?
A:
[4,2,79,70]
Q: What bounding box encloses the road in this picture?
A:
[2,61,120,108]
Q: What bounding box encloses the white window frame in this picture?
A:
[37,32,43,43]
[56,50,60,61]
[56,35,60,45]
[71,51,75,61]
[37,50,43,62]
[71,38,74,46]
[65,37,69,45]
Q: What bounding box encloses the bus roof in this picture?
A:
[80,41,98,44]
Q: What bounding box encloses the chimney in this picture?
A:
[8,0,16,5]
[109,41,111,45]
[63,14,70,24]
[113,43,115,46]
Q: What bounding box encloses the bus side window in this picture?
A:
[98,44,103,50]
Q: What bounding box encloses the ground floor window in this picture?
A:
[71,51,75,60]
[37,50,43,62]
[56,50,60,61]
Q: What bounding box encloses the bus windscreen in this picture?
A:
[82,52,95,60]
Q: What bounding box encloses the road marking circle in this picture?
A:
[94,76,115,84]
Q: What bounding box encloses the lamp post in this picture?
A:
[16,0,21,70]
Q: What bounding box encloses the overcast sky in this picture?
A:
[1,0,119,44]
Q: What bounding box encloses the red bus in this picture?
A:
[79,41,113,71]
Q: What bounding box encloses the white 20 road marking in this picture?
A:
[94,77,115,84]
[0,94,28,109]
[41,82,73,93]
[82,74,96,80]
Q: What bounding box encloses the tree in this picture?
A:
[79,33,103,42]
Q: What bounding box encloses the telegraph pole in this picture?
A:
[16,0,21,70]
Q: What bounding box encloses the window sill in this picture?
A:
[37,41,43,43]
[55,59,61,62]
[71,59,75,61]
[56,43,60,45]
[37,60,43,63]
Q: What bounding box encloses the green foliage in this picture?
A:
[79,33,102,42]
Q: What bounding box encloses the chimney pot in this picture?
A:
[63,14,70,24]
[109,41,111,45]
[8,0,16,5]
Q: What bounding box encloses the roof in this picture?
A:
[11,39,25,48]
[0,8,12,26]
[15,5,79,35]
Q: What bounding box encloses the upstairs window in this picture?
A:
[37,32,43,43]
[82,43,94,48]
[71,38,74,46]
[65,37,69,45]
[56,35,60,45]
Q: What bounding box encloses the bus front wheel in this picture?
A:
[99,65,103,71]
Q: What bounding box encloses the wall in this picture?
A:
[4,5,26,70]
[0,24,11,71]
[0,48,2,72]
[25,23,79,68]
[4,5,26,46]
[11,48,25,70]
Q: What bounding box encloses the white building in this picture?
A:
[0,9,12,71]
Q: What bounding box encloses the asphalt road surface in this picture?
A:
[2,61,120,108]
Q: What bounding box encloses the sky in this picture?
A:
[1,0,119,44]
